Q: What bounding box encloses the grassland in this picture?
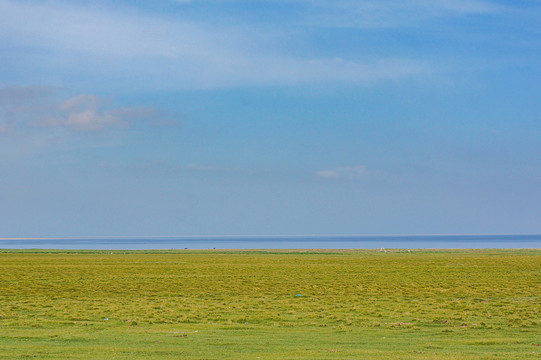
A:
[0,249,539,359]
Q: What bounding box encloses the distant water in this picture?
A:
[0,234,539,250]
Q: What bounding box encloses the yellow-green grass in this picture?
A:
[0,249,539,359]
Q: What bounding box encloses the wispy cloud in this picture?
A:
[0,0,434,89]
[38,94,158,132]
[99,160,250,176]
[0,123,14,134]
[0,85,53,135]
[165,0,503,27]
[0,86,162,134]
[0,85,54,104]
[186,163,245,173]
[299,0,503,28]
[316,165,367,179]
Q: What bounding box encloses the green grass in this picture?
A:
[0,249,539,359]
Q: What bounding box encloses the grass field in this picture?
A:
[0,249,539,359]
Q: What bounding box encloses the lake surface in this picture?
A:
[0,234,540,250]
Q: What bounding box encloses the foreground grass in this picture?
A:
[0,249,539,359]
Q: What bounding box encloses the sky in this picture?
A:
[0,0,540,237]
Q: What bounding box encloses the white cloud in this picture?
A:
[316,165,367,179]
[59,109,129,132]
[0,86,162,133]
[40,96,160,132]
[60,94,105,112]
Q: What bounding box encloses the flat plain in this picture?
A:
[0,249,539,359]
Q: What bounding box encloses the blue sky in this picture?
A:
[0,0,540,237]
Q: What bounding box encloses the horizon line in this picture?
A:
[0,233,540,241]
